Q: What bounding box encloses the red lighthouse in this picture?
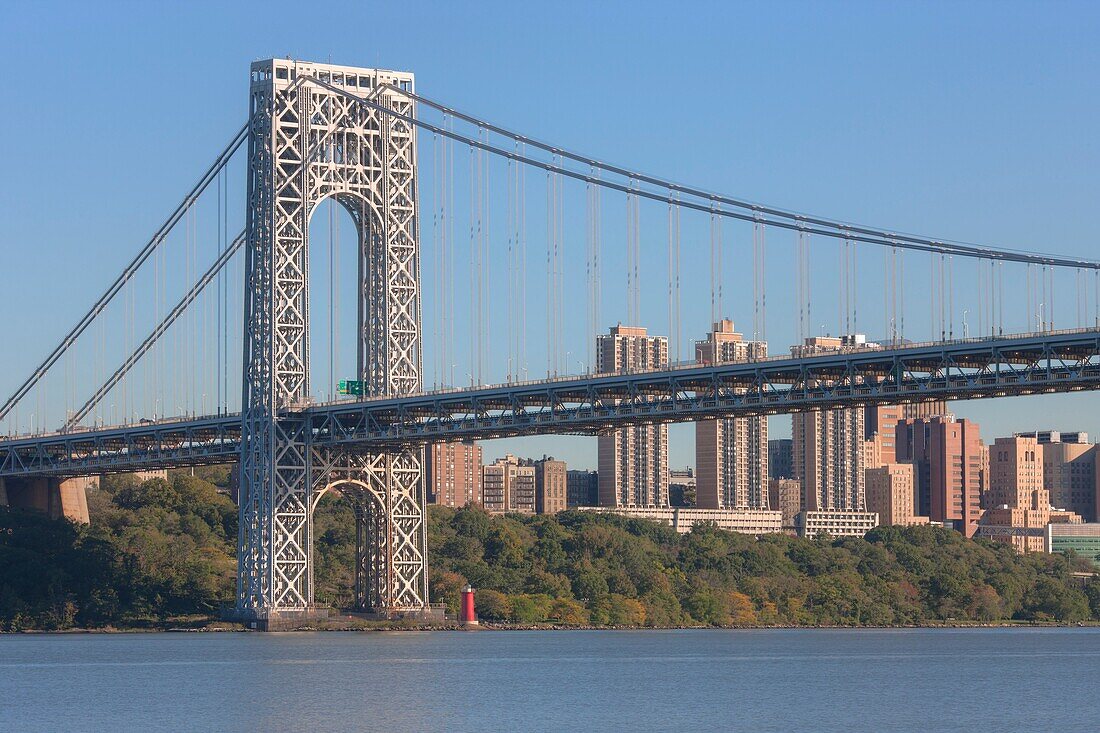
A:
[460,585,479,626]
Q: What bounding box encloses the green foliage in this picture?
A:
[427,508,1100,627]
[1,472,237,630]
[4,481,1099,630]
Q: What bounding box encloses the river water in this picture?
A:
[1,628,1097,732]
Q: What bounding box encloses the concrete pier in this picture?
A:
[0,476,90,523]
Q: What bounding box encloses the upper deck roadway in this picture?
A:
[2,327,1099,478]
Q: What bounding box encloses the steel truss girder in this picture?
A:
[3,333,1100,479]
[304,329,1100,446]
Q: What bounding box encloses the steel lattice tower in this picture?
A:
[236,60,426,627]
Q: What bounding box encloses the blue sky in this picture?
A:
[1,1,1098,469]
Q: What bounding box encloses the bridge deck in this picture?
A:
[2,328,1098,477]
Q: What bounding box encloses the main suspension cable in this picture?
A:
[372,81,1099,270]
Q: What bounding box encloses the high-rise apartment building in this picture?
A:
[482,455,536,514]
[694,320,768,509]
[791,335,875,512]
[596,325,669,507]
[865,462,928,526]
[865,401,948,467]
[425,441,483,508]
[566,470,599,507]
[531,456,568,515]
[988,436,1044,510]
[974,434,1094,553]
[768,439,793,480]
[1014,431,1097,522]
[767,478,802,529]
[895,416,984,537]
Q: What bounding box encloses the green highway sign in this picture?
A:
[337,380,365,396]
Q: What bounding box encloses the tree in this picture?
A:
[1085,581,1100,620]
[606,594,646,626]
[1021,577,1090,622]
[967,583,1004,622]
[727,591,757,625]
[475,589,512,621]
[683,589,727,625]
[547,598,588,625]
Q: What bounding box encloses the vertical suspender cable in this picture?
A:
[217,166,223,409]
[593,171,601,372]
[508,155,516,381]
[633,183,640,326]
[716,211,723,323]
[884,247,890,342]
[431,130,439,388]
[334,198,340,397]
[547,168,553,377]
[1049,265,1055,330]
[753,220,760,341]
[626,181,636,325]
[851,240,858,336]
[840,239,849,336]
[981,256,990,336]
[222,166,229,411]
[520,143,527,379]
[482,130,490,383]
[948,255,955,339]
[667,199,674,360]
[556,163,561,374]
[444,127,451,388]
[668,200,677,358]
[546,164,560,377]
[930,251,936,340]
[760,223,767,343]
[940,254,947,340]
[587,174,595,373]
[796,229,805,343]
[899,248,905,341]
[805,232,812,342]
[329,199,335,398]
[469,143,476,385]
[710,209,718,326]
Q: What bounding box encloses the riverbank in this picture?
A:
[5,487,1100,631]
[6,616,1100,634]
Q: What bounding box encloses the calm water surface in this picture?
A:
[1,628,1098,732]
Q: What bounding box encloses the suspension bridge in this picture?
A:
[1,59,1098,629]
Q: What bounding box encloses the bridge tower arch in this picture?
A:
[236,59,426,627]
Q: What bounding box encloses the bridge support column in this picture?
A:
[232,419,332,631]
[0,477,89,523]
[50,478,90,524]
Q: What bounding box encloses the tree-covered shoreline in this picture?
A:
[2,472,1099,631]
